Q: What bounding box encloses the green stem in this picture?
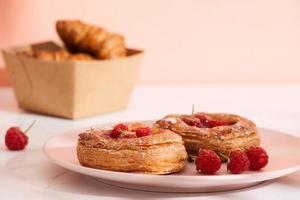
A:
[24,120,36,134]
[191,104,195,115]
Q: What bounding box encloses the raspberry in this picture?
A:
[227,150,250,174]
[110,123,128,138]
[195,114,209,124]
[195,114,227,128]
[206,120,227,128]
[246,146,269,170]
[133,127,151,137]
[5,127,28,150]
[196,149,221,174]
[182,117,204,128]
[120,131,137,139]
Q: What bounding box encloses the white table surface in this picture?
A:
[0,85,300,200]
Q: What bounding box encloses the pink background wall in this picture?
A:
[1,0,300,85]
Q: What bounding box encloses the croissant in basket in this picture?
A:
[56,20,126,59]
[155,112,260,161]
[18,49,94,61]
[77,123,188,174]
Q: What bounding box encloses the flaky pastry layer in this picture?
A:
[155,112,260,160]
[77,125,187,174]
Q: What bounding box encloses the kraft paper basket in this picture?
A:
[2,41,143,119]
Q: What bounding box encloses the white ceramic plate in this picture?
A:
[43,122,300,193]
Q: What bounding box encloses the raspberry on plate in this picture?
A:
[227,150,250,174]
[133,127,152,137]
[5,127,28,151]
[246,146,269,170]
[196,149,221,175]
[110,123,128,138]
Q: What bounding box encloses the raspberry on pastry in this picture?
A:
[110,123,129,138]
[155,112,260,162]
[133,127,152,137]
[77,123,188,174]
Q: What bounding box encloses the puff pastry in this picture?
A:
[155,112,260,161]
[56,20,126,59]
[77,123,188,174]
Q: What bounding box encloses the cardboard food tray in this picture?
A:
[2,41,143,119]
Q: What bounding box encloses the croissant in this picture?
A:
[18,49,94,61]
[56,20,126,59]
[33,49,70,61]
[155,112,260,161]
[77,123,188,174]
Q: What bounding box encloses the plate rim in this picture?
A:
[43,121,300,182]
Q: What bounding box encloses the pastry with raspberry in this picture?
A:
[77,123,188,174]
[155,112,260,161]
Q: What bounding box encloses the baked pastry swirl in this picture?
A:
[155,112,260,161]
[77,123,188,174]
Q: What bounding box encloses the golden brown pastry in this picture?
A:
[56,20,126,59]
[68,53,94,61]
[77,123,188,174]
[155,112,260,161]
[33,49,70,61]
[18,49,94,61]
[17,49,34,57]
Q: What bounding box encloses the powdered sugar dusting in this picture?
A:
[164,117,177,124]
